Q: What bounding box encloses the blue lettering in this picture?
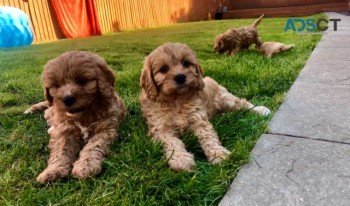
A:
[293,18,305,32]
[284,19,296,32]
[306,19,316,32]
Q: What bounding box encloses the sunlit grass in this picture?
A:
[0,14,323,205]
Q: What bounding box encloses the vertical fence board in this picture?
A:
[37,0,49,40]
[27,0,42,42]
[2,0,9,6]
[36,0,48,41]
[30,0,42,41]
[105,0,113,31]
[95,0,104,33]
[109,0,115,31]
[124,0,132,29]
[12,0,19,8]
[42,0,56,40]
[39,0,51,40]
[113,0,121,31]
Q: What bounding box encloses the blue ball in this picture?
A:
[0,6,34,48]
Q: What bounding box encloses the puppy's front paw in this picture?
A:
[207,147,231,164]
[167,151,195,172]
[24,108,34,114]
[72,158,102,179]
[252,106,271,116]
[36,167,69,183]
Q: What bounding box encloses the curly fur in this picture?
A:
[25,51,126,183]
[214,14,264,56]
[139,43,270,171]
[256,41,295,57]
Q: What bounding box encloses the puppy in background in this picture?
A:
[214,14,264,56]
[25,51,126,183]
[256,41,295,57]
[139,43,270,171]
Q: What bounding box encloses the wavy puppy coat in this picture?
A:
[214,14,264,56]
[139,43,270,171]
[257,41,295,57]
[25,51,126,183]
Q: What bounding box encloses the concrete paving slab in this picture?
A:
[329,24,350,31]
[307,47,350,62]
[316,36,350,48]
[297,60,350,85]
[219,134,350,206]
[269,81,350,143]
[336,22,350,26]
[323,31,350,35]
[333,27,350,31]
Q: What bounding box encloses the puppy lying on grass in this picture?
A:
[139,43,271,171]
[256,41,295,58]
[25,51,126,183]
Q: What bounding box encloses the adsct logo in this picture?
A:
[284,18,341,32]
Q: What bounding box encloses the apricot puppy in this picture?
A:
[139,43,270,171]
[25,51,126,183]
[214,14,264,56]
[256,41,295,57]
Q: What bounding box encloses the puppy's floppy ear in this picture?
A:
[41,64,53,106]
[94,55,116,98]
[214,35,221,51]
[195,63,204,78]
[140,57,158,100]
[194,62,205,90]
[219,37,226,49]
[44,87,53,106]
[96,57,115,88]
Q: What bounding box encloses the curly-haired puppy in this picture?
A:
[24,51,126,183]
[214,14,264,56]
[256,41,295,58]
[139,43,270,171]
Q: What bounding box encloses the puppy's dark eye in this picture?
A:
[182,60,191,68]
[159,66,168,74]
[76,78,87,85]
[53,84,60,88]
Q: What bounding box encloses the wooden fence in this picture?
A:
[0,0,63,43]
[95,0,234,33]
[0,0,234,43]
[230,0,347,10]
[223,0,349,18]
[4,0,346,43]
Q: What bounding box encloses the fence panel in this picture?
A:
[0,0,233,42]
[0,0,62,42]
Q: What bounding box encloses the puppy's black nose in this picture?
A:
[174,74,186,84]
[63,95,75,107]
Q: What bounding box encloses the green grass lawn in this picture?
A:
[0,14,323,205]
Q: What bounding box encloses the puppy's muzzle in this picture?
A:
[63,95,75,107]
[174,74,186,85]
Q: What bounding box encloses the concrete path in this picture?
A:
[219,12,350,206]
